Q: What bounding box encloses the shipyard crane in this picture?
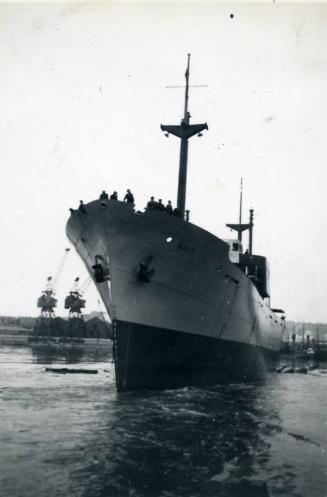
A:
[37,276,57,318]
[79,275,92,295]
[36,248,70,334]
[64,276,89,318]
[64,275,90,338]
[53,247,71,289]
[36,248,71,319]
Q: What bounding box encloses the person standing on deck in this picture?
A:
[165,200,173,214]
[147,196,156,210]
[79,200,87,214]
[124,189,134,204]
[99,190,108,200]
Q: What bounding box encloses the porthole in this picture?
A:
[166,237,173,243]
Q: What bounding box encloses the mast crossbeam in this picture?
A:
[160,123,208,140]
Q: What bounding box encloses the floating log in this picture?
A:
[276,365,288,373]
[45,367,98,374]
[295,367,308,374]
[276,366,319,374]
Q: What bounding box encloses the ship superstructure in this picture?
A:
[66,56,284,391]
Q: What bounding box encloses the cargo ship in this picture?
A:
[66,55,284,391]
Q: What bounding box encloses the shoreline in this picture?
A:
[0,334,112,347]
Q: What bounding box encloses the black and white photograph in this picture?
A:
[0,2,326,496]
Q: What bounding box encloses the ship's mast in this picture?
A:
[161,54,208,218]
[183,54,190,123]
[249,208,254,256]
[238,178,243,241]
[226,179,250,243]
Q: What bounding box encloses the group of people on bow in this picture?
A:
[146,197,180,216]
[72,189,182,218]
[99,189,134,204]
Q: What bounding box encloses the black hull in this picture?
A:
[113,321,279,392]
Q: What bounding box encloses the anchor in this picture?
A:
[92,255,109,283]
[137,256,156,283]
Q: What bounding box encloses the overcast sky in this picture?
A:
[0,2,326,322]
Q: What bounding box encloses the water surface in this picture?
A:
[0,346,326,497]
